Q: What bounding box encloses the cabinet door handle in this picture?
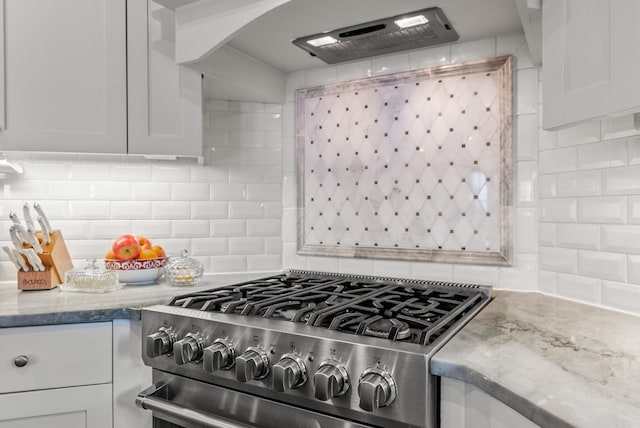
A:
[13,355,29,367]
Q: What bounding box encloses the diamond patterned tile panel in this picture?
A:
[296,56,513,266]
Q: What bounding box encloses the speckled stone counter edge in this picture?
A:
[431,359,573,428]
[0,307,141,328]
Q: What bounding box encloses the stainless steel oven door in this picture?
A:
[136,371,374,428]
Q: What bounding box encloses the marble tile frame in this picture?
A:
[295,55,513,266]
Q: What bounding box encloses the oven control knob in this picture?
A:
[203,338,236,372]
[173,333,205,365]
[313,360,349,401]
[358,367,397,412]
[145,326,176,358]
[236,347,270,382]
[273,354,307,392]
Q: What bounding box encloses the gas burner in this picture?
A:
[362,318,411,340]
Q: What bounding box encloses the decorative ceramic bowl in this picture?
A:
[104,257,168,285]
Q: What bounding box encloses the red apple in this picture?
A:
[136,235,152,250]
[112,234,141,261]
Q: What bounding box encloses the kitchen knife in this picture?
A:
[9,211,22,227]
[2,246,21,270]
[33,203,53,233]
[9,225,23,248]
[8,245,29,271]
[26,227,44,254]
[37,216,52,244]
[22,203,35,230]
[21,248,44,271]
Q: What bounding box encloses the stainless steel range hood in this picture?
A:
[292,8,459,64]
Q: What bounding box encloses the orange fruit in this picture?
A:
[136,236,152,250]
[151,245,166,258]
[105,250,117,260]
[138,249,158,259]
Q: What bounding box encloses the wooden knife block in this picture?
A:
[17,230,73,291]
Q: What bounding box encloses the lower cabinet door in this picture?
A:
[0,383,112,428]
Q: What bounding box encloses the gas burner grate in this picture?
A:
[168,271,490,346]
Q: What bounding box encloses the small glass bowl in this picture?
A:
[165,250,204,286]
[61,259,122,293]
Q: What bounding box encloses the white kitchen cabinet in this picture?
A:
[542,0,640,129]
[0,384,112,428]
[0,0,202,156]
[127,0,202,157]
[440,377,540,428]
[0,0,127,153]
[0,322,113,428]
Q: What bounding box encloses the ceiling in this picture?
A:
[226,0,524,73]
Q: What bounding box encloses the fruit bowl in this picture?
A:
[104,257,168,285]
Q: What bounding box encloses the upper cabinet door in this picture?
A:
[0,0,127,153]
[543,0,640,129]
[127,0,202,157]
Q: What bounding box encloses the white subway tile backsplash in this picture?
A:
[159,239,192,258]
[245,148,282,166]
[205,99,229,111]
[539,246,577,274]
[539,198,577,222]
[229,166,265,184]
[602,281,640,314]
[497,33,533,69]
[516,208,538,253]
[229,129,265,148]
[171,183,210,201]
[538,223,556,246]
[338,258,374,275]
[556,121,600,147]
[203,128,228,147]
[556,223,600,250]
[110,164,152,182]
[211,255,247,273]
[265,167,282,184]
[191,201,228,219]
[516,114,538,160]
[264,202,282,219]
[626,255,640,285]
[538,175,557,198]
[577,139,627,170]
[111,201,152,220]
[556,273,602,304]
[229,202,265,219]
[53,220,91,240]
[282,242,306,269]
[89,181,133,201]
[247,219,281,237]
[538,129,557,151]
[305,256,339,273]
[212,220,246,237]
[628,196,640,224]
[602,166,640,195]
[517,162,538,207]
[450,38,496,63]
[282,208,297,243]
[516,68,538,115]
[190,166,227,183]
[130,220,172,238]
[152,201,190,220]
[411,263,453,282]
[602,225,640,254]
[47,181,92,200]
[499,254,538,290]
[247,184,281,201]
[409,45,451,69]
[172,220,210,238]
[229,101,264,113]
[89,220,132,239]
[577,250,626,281]
[69,163,110,180]
[211,184,246,201]
[372,53,410,76]
[132,182,171,201]
[538,270,557,294]
[452,265,500,287]
[556,170,601,197]
[265,237,282,255]
[247,254,281,271]
[336,60,373,81]
[539,147,577,174]
[627,136,640,165]
[229,237,264,255]
[66,239,112,260]
[209,147,245,165]
[191,238,228,256]
[372,260,413,278]
[601,115,640,140]
[151,164,190,182]
[69,201,111,220]
[578,196,626,224]
[22,161,70,180]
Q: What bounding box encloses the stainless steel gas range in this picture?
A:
[137,270,491,428]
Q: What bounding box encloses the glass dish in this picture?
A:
[165,250,204,286]
[60,259,122,293]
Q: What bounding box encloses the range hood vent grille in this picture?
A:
[292,7,458,64]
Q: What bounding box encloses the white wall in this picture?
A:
[282,33,540,290]
[0,100,282,280]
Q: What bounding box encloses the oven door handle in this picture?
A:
[136,382,253,428]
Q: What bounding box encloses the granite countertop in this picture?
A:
[0,272,276,328]
[431,291,640,428]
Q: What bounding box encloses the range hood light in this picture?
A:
[307,35,339,47]
[394,15,428,28]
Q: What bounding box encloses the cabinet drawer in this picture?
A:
[0,322,112,394]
